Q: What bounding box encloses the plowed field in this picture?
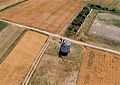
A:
[0,24,25,63]
[77,47,120,85]
[0,0,84,33]
[0,31,48,85]
[0,0,25,10]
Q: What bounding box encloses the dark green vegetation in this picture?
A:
[64,3,120,37]
[0,0,28,12]
[0,21,8,31]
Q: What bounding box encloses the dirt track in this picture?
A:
[0,0,84,33]
[77,47,120,85]
[0,31,48,85]
[0,24,25,63]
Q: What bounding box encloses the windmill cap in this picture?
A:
[64,40,71,46]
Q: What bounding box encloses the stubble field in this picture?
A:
[0,31,48,85]
[77,47,120,85]
[0,0,84,33]
[0,24,25,63]
[0,0,25,10]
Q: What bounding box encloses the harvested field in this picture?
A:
[0,0,84,33]
[0,24,25,63]
[28,37,84,85]
[88,13,120,43]
[77,47,120,85]
[0,0,25,10]
[0,31,48,85]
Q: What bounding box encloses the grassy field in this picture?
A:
[28,37,84,85]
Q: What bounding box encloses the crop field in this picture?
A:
[0,0,84,33]
[28,37,84,85]
[77,47,120,85]
[116,2,120,10]
[0,23,25,63]
[0,0,25,10]
[0,31,48,85]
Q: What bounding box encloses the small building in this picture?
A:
[59,40,71,56]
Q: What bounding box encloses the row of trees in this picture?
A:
[65,3,120,37]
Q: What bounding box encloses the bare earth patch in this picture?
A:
[88,13,120,42]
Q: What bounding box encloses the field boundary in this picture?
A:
[60,4,85,35]
[77,9,93,35]
[0,0,28,12]
[22,36,51,85]
[1,19,120,55]
[0,28,27,64]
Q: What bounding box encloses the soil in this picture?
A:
[77,47,120,85]
[0,0,25,10]
[28,37,84,85]
[0,0,84,33]
[88,13,120,43]
[0,24,25,63]
[0,31,48,85]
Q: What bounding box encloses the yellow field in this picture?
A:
[0,31,48,85]
[77,47,120,85]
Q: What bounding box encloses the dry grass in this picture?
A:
[28,37,84,85]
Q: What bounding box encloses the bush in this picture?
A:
[96,5,101,9]
[0,21,8,31]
